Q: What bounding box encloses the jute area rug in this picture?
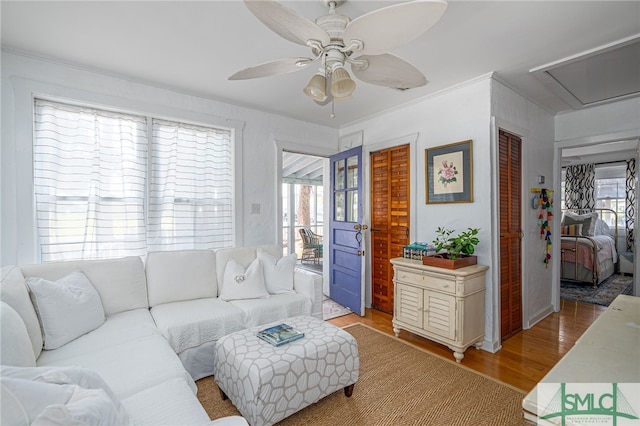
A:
[196,324,527,425]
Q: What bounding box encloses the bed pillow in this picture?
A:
[219,258,270,301]
[25,271,105,350]
[562,211,598,236]
[560,224,583,236]
[257,249,296,294]
[594,219,612,236]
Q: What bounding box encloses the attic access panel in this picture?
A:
[531,36,640,109]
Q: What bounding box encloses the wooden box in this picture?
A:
[422,254,477,269]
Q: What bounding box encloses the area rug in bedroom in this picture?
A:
[196,324,527,425]
[561,273,633,306]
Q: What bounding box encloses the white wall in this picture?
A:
[1,51,338,266]
[337,75,556,353]
[555,97,640,142]
[340,76,498,350]
[490,79,556,332]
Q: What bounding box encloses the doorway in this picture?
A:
[498,129,523,341]
[281,151,325,268]
[370,144,410,314]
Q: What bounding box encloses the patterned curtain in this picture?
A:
[626,158,636,252]
[564,163,596,209]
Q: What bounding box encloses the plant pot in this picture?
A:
[422,254,477,269]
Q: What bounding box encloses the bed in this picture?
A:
[560,209,618,287]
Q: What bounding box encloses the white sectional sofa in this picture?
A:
[1,245,322,425]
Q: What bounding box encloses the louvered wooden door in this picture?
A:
[499,130,523,341]
[370,144,410,314]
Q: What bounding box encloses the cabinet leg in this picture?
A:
[474,341,483,350]
[393,326,400,337]
[453,351,464,363]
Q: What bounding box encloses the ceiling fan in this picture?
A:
[229,0,448,109]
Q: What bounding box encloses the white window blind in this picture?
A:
[34,99,235,261]
[34,99,148,261]
[148,119,233,250]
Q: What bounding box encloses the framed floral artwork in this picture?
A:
[425,140,473,204]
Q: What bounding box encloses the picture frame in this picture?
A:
[425,140,473,204]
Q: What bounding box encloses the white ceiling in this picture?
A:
[2,1,640,128]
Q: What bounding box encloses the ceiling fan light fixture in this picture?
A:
[330,66,356,98]
[303,73,328,102]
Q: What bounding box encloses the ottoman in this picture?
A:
[213,316,359,426]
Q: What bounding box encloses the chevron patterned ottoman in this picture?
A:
[213,316,359,426]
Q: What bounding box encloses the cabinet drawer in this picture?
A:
[396,270,455,294]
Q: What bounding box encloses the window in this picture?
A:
[148,119,233,251]
[595,165,626,228]
[33,99,234,261]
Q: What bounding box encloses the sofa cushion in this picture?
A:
[121,378,210,426]
[150,298,245,354]
[34,309,159,365]
[36,309,194,399]
[146,250,217,307]
[1,266,43,358]
[0,302,36,367]
[20,256,147,316]
[257,249,296,294]
[25,271,105,350]
[219,258,269,301]
[229,293,312,327]
[1,365,131,425]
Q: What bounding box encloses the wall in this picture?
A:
[340,76,498,350]
[490,79,556,332]
[555,97,640,142]
[1,51,338,266]
[338,75,556,352]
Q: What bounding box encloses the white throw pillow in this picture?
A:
[0,302,36,367]
[1,266,44,358]
[25,271,105,350]
[1,366,131,425]
[219,258,270,301]
[257,250,296,294]
[0,376,132,426]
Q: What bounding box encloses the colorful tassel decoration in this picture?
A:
[539,189,553,268]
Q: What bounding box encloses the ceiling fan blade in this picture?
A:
[229,57,312,80]
[351,54,428,90]
[244,0,330,47]
[343,0,447,56]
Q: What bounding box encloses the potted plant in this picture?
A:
[423,227,480,269]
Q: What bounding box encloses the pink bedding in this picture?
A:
[560,235,616,274]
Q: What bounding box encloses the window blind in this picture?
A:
[34,99,148,261]
[148,119,234,251]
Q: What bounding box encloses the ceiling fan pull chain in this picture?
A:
[330,97,336,119]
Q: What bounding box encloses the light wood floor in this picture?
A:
[328,299,606,393]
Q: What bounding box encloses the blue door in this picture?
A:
[329,146,365,315]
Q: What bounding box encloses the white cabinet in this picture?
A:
[391,257,488,362]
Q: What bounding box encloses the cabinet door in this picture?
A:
[395,283,423,328]
[423,290,456,340]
